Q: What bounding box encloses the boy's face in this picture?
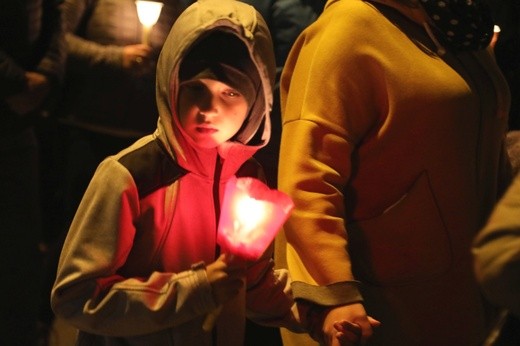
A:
[178,78,249,148]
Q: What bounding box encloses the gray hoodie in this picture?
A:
[51,1,300,344]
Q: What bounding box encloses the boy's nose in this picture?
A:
[197,98,219,123]
[198,93,219,114]
[196,111,215,123]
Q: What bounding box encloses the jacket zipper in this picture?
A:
[212,154,223,346]
[213,154,223,258]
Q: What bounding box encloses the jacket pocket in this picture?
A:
[347,171,453,286]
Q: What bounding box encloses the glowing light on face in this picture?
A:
[178,79,249,148]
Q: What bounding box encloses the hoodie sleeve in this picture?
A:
[244,243,303,332]
[36,0,66,86]
[61,0,124,69]
[51,158,218,337]
[277,4,381,307]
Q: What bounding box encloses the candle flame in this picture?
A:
[234,196,268,233]
[217,177,294,260]
[135,1,163,27]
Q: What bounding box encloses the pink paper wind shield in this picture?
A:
[217,176,294,261]
[202,176,294,332]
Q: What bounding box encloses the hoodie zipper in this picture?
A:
[212,154,223,346]
[213,154,223,258]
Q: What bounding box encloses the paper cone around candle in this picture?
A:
[217,176,294,260]
[203,176,294,332]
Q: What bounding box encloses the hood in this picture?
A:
[155,0,276,178]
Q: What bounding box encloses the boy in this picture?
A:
[51,1,301,344]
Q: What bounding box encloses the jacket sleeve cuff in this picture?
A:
[291,281,363,341]
[184,261,217,314]
[292,281,363,306]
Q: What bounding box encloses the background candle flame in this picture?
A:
[135,1,163,44]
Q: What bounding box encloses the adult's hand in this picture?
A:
[5,71,50,115]
[322,303,380,345]
[122,44,152,69]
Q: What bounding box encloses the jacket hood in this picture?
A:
[155,0,276,177]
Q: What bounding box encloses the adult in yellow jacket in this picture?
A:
[276,0,511,345]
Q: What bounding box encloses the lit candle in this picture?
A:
[202,176,294,331]
[135,0,163,45]
[217,176,294,260]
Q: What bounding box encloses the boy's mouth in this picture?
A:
[196,126,217,134]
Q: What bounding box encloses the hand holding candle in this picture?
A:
[491,25,501,49]
[202,176,294,331]
[206,253,246,302]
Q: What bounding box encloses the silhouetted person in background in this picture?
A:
[485,0,520,131]
[57,0,185,232]
[0,0,66,345]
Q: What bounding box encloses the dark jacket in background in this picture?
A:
[181,0,319,70]
[0,0,65,134]
[0,1,65,345]
[485,0,520,130]
[240,0,318,68]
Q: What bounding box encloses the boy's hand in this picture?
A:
[206,253,246,305]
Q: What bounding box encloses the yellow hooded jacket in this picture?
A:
[277,0,511,345]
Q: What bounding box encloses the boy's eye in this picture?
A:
[224,89,241,97]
